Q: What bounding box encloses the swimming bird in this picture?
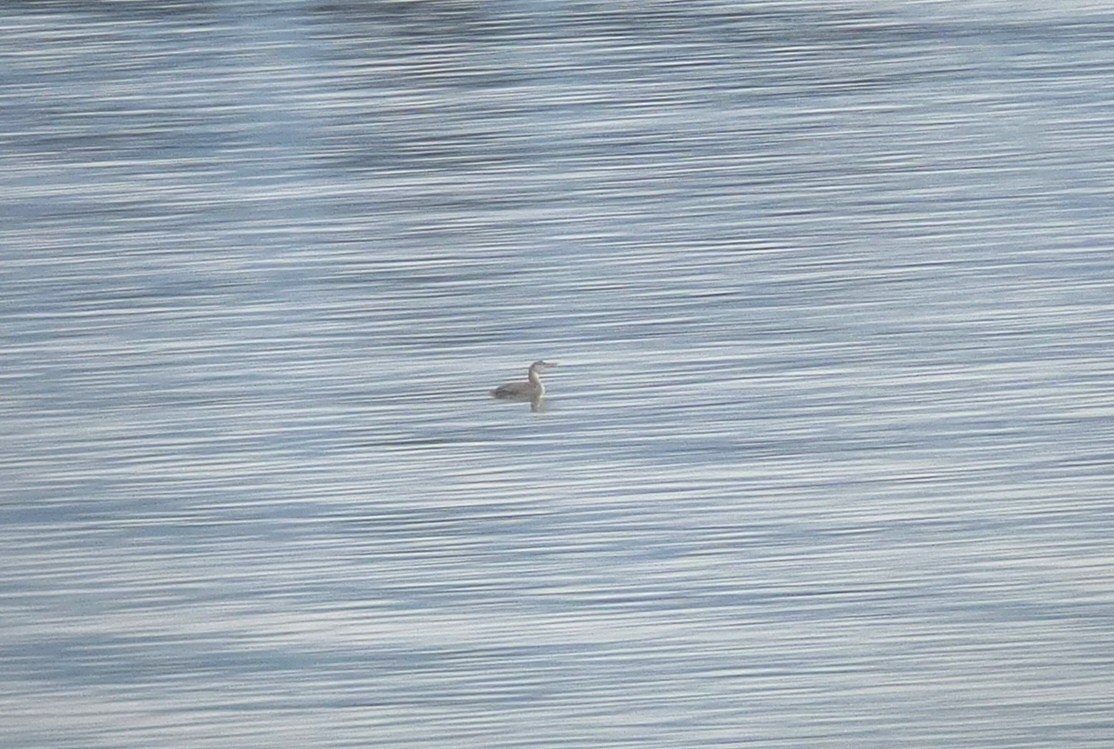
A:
[491,360,557,401]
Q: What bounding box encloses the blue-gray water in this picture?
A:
[2,2,1113,747]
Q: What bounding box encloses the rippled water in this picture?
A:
[3,2,1113,747]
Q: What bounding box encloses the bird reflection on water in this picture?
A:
[491,360,557,412]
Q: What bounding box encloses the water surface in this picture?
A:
[2,2,1113,747]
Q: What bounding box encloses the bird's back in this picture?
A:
[491,380,541,399]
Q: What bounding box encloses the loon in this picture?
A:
[491,360,557,401]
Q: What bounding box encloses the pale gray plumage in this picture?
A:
[491,360,556,400]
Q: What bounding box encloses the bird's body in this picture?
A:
[491,360,556,401]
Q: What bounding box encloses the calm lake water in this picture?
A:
[2,2,1113,747]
